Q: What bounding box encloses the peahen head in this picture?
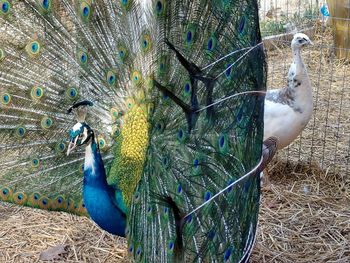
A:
[67,122,94,156]
[291,33,313,49]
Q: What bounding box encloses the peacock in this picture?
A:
[261,33,313,189]
[264,33,313,150]
[0,0,275,262]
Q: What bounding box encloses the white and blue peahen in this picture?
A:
[0,0,276,262]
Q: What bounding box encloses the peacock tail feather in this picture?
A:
[0,0,266,262]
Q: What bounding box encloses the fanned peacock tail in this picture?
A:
[0,0,266,262]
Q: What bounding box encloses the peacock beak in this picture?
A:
[67,137,79,156]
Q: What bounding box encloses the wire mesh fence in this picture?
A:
[259,0,350,179]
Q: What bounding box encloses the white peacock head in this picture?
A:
[291,33,313,49]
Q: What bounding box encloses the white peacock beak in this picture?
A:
[67,136,79,156]
[308,40,314,46]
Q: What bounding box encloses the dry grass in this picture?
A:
[0,203,129,263]
[1,161,349,262]
[0,23,349,263]
[252,161,350,263]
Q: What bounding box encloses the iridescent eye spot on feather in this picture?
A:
[239,16,246,35]
[134,191,140,203]
[177,128,188,143]
[207,38,213,50]
[112,127,120,138]
[218,134,229,153]
[204,191,212,201]
[145,76,154,91]
[206,35,218,53]
[126,98,134,109]
[125,227,130,238]
[41,116,53,129]
[243,180,250,193]
[26,40,41,57]
[98,136,106,150]
[56,142,66,153]
[155,121,165,133]
[157,55,169,77]
[140,33,152,52]
[106,70,116,86]
[192,157,201,175]
[39,197,49,209]
[193,158,199,168]
[80,163,84,173]
[79,1,91,22]
[224,247,233,262]
[31,86,44,100]
[136,247,142,260]
[13,192,27,205]
[16,126,26,138]
[66,87,78,100]
[33,193,40,201]
[110,107,119,119]
[67,198,75,211]
[131,71,142,85]
[0,1,10,15]
[0,187,12,201]
[38,0,51,12]
[117,45,128,62]
[147,206,152,213]
[128,244,134,253]
[236,108,243,123]
[78,50,88,66]
[120,0,132,11]
[168,241,174,251]
[77,201,87,215]
[42,0,50,9]
[183,81,192,97]
[154,0,165,16]
[28,194,40,209]
[184,24,197,48]
[162,156,170,169]
[225,63,233,79]
[177,184,182,194]
[186,214,193,224]
[31,158,40,168]
[226,179,234,193]
[163,207,169,215]
[51,196,66,210]
[1,92,11,105]
[208,228,216,241]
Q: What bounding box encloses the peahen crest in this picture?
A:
[0,0,268,262]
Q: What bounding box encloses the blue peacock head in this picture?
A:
[67,122,94,156]
[66,100,94,156]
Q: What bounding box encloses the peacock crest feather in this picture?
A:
[0,0,269,261]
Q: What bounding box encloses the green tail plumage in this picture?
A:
[0,0,267,262]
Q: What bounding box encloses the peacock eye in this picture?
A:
[298,39,303,43]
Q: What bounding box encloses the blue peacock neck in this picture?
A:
[82,136,127,236]
[83,138,106,185]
